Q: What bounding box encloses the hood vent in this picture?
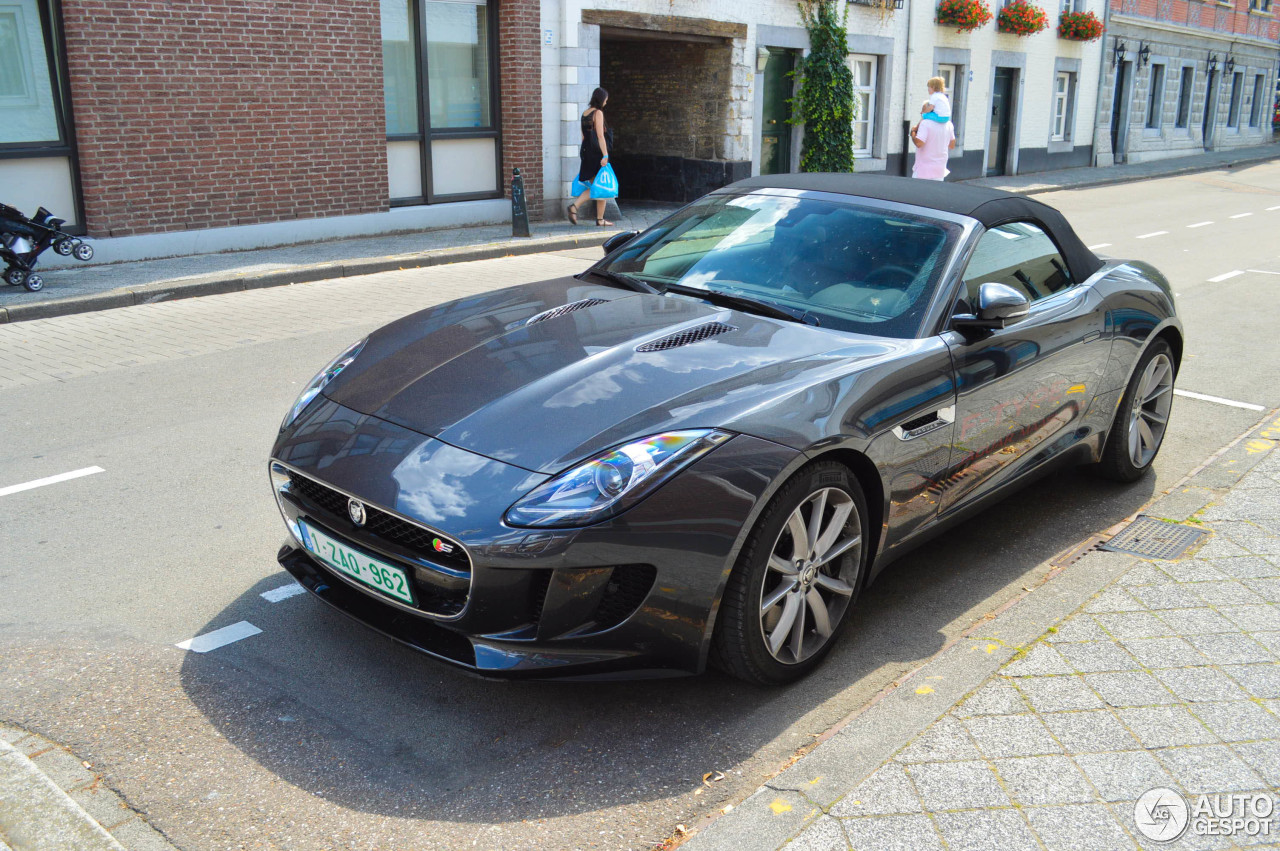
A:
[519,298,608,329]
[636,321,738,353]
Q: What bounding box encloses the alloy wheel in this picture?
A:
[1128,352,1174,468]
[758,487,861,665]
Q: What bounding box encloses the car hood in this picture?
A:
[324,276,902,473]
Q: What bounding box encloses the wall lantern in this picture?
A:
[1224,55,1235,75]
[756,46,771,73]
[1207,52,1218,73]
[1112,39,1128,69]
[1138,43,1151,67]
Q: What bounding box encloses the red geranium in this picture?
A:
[1058,9,1104,40]
[936,0,994,31]
[998,0,1049,35]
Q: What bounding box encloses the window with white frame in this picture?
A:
[850,55,878,157]
[1051,71,1074,141]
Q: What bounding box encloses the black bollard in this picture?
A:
[901,120,911,177]
[511,167,531,238]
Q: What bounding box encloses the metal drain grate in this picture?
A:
[1098,515,1208,560]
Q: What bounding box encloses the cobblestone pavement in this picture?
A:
[783,443,1280,851]
[0,252,584,389]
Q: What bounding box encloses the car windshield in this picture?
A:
[596,193,961,338]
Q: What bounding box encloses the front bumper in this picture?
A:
[270,399,800,679]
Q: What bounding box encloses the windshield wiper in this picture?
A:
[580,268,661,294]
[665,283,816,325]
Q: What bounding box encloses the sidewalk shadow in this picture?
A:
[177,464,1154,825]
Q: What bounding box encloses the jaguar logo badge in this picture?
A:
[347,498,366,526]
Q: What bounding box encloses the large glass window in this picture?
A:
[381,0,419,135]
[598,194,961,338]
[0,0,61,145]
[850,55,878,157]
[1175,66,1194,128]
[0,0,78,228]
[380,0,498,204]
[424,1,490,128]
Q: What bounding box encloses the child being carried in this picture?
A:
[921,77,951,124]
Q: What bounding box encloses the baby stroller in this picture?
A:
[0,202,94,292]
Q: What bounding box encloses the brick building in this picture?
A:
[1,0,543,260]
[1094,0,1280,163]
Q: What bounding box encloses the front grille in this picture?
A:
[636,322,737,352]
[287,472,469,574]
[280,467,471,618]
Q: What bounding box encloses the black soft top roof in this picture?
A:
[724,172,1103,284]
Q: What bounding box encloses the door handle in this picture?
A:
[768,119,778,125]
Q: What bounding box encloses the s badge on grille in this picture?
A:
[347,498,367,526]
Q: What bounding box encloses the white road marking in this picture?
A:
[1174,389,1265,412]
[1136,231,1168,239]
[1229,213,1253,219]
[1087,243,1111,250]
[1186,221,1214,228]
[176,621,263,653]
[1268,205,1280,211]
[0,466,105,497]
[1245,269,1280,275]
[261,582,307,603]
[1208,270,1244,282]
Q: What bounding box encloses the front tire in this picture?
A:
[1097,339,1175,482]
[712,461,868,685]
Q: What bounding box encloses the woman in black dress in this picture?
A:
[568,87,614,227]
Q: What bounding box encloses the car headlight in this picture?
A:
[504,429,733,528]
[281,336,367,431]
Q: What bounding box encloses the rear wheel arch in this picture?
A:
[1154,326,1183,371]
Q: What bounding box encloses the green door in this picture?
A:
[760,48,796,175]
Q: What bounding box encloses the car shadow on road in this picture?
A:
[177,464,1155,825]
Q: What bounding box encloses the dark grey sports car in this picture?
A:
[269,174,1181,684]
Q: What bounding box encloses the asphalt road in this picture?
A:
[1,164,1278,851]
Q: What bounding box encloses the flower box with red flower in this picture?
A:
[1058,10,1104,40]
[936,0,995,31]
[997,0,1049,35]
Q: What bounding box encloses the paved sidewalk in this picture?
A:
[965,141,1280,194]
[3,141,1276,326]
[0,201,677,324]
[0,726,177,851]
[686,412,1280,851]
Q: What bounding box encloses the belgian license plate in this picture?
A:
[299,521,415,605]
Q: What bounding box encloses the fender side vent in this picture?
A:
[636,322,737,352]
[521,298,608,327]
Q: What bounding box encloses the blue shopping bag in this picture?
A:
[590,163,619,199]
[570,176,591,197]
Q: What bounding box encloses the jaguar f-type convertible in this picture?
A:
[269,174,1181,684]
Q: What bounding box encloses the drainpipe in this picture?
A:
[902,0,918,174]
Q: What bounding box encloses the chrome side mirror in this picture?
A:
[952,282,1030,332]
[602,230,639,255]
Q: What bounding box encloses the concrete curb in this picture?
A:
[0,727,180,851]
[0,231,613,325]
[681,407,1280,850]
[0,739,124,851]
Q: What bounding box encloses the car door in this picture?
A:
[939,220,1110,515]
